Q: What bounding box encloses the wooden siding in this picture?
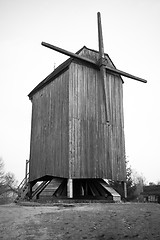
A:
[29,70,69,181]
[29,47,126,182]
[69,49,126,180]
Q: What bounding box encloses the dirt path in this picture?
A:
[0,202,160,239]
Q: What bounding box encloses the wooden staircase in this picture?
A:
[15,177,55,202]
[15,173,29,202]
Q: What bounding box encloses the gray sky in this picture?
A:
[0,0,160,184]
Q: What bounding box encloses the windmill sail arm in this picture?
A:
[104,65,147,83]
[97,12,110,122]
[97,12,105,59]
[41,42,98,68]
[41,42,147,83]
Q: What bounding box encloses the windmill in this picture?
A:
[16,12,147,203]
[42,12,146,123]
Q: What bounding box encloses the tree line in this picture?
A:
[110,159,147,201]
[0,158,18,204]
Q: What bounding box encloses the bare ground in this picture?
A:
[0,202,160,240]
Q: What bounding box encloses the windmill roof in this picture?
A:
[28,46,123,99]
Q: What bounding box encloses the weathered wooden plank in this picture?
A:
[69,64,74,178]
[74,65,78,177]
[69,119,72,178]
[94,71,98,177]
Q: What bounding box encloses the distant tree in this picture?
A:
[0,158,18,204]
[0,158,5,195]
[0,158,5,184]
[109,157,145,201]
[131,171,146,201]
[126,161,146,201]
[125,160,136,200]
[108,158,133,200]
[4,172,18,193]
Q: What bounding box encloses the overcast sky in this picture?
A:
[0,0,160,184]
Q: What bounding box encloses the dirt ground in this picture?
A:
[0,202,160,240]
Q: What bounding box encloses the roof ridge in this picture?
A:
[28,46,122,99]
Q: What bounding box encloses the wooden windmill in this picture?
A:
[22,12,147,202]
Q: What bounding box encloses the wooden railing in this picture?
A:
[17,160,30,192]
[17,173,29,193]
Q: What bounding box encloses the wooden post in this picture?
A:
[27,182,32,199]
[84,181,88,196]
[124,182,127,199]
[25,160,29,184]
[67,178,73,198]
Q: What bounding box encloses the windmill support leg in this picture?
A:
[84,180,88,196]
[25,160,28,185]
[123,181,127,199]
[28,181,37,199]
[27,182,33,199]
[67,178,73,198]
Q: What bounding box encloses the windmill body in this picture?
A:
[29,46,126,184]
[16,13,146,202]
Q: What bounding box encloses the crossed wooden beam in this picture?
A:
[41,12,147,84]
[41,41,147,83]
[41,12,147,122]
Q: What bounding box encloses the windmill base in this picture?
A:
[21,177,122,203]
